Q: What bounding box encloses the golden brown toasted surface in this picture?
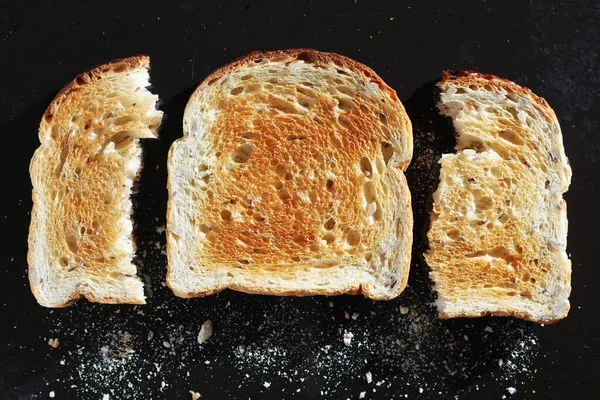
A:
[167,49,413,299]
[426,71,571,323]
[28,55,162,307]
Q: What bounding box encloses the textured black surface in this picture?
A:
[1,1,599,399]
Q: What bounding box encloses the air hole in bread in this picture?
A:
[498,129,525,146]
[322,233,335,244]
[469,85,477,90]
[326,179,334,191]
[238,259,250,265]
[477,196,493,210]
[274,164,287,175]
[287,135,306,141]
[277,187,292,201]
[59,256,69,267]
[207,77,219,86]
[346,230,361,246]
[483,84,492,91]
[518,155,530,167]
[335,97,354,111]
[269,97,297,114]
[244,81,260,93]
[491,167,503,178]
[360,157,373,177]
[337,86,355,97]
[273,180,284,190]
[230,87,244,96]
[293,234,305,244]
[381,142,393,165]
[241,74,253,81]
[363,181,376,203]
[338,115,352,129]
[252,213,265,222]
[66,233,78,254]
[74,166,82,177]
[284,172,293,180]
[309,190,318,203]
[447,230,461,240]
[231,143,255,163]
[50,124,60,140]
[373,201,383,221]
[114,115,134,125]
[456,88,467,94]
[200,224,211,234]
[298,97,316,109]
[221,209,233,221]
[324,218,336,230]
[378,113,388,126]
[110,131,135,150]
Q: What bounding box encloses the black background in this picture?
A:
[1,1,599,399]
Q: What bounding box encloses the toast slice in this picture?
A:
[425,71,572,323]
[28,56,163,307]
[167,49,413,300]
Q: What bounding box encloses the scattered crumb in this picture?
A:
[345,312,350,319]
[102,395,109,400]
[484,326,494,333]
[329,301,334,308]
[351,313,359,320]
[365,371,372,384]
[48,338,59,348]
[189,390,201,400]
[507,387,517,395]
[263,382,271,388]
[359,391,366,398]
[343,332,354,346]
[49,391,55,398]
[400,306,409,315]
[197,320,213,345]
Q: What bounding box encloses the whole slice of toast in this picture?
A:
[167,49,413,300]
[28,56,163,307]
[426,71,572,323]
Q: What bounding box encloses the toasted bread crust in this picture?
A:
[167,49,413,300]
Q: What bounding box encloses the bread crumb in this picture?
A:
[507,387,517,395]
[197,320,213,344]
[102,395,109,400]
[419,388,424,393]
[345,312,350,319]
[163,341,171,348]
[343,332,354,346]
[400,306,409,314]
[329,302,334,308]
[484,326,494,333]
[365,371,372,383]
[263,382,271,388]
[359,392,366,398]
[49,391,55,398]
[189,390,201,400]
[48,338,59,348]
[351,313,359,320]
